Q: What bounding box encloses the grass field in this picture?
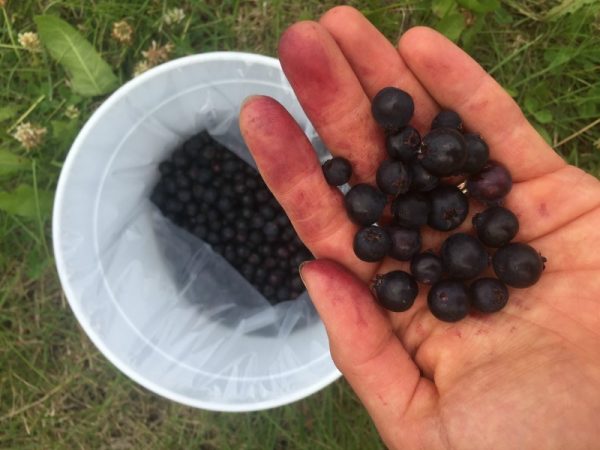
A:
[1,0,599,449]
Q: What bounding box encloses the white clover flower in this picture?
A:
[64,105,80,120]
[111,20,133,45]
[163,8,185,26]
[18,32,41,52]
[133,60,152,77]
[12,122,47,150]
[141,40,174,66]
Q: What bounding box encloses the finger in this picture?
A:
[239,96,375,280]
[300,259,438,438]
[507,165,600,241]
[531,204,600,273]
[398,27,566,182]
[319,6,438,132]
[278,21,385,182]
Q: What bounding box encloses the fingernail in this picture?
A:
[298,260,312,286]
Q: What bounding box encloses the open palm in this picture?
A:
[240,7,600,449]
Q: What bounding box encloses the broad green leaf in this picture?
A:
[457,0,500,13]
[0,150,30,176]
[436,11,467,42]
[35,15,118,97]
[523,96,540,116]
[533,109,553,124]
[432,0,457,18]
[0,184,53,219]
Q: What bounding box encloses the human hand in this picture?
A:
[240,6,600,450]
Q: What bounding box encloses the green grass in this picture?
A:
[1,0,599,448]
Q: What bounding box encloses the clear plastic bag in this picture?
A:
[53,53,340,411]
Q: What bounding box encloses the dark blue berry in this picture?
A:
[467,160,512,205]
[345,184,386,226]
[322,157,352,186]
[472,206,519,248]
[470,278,509,313]
[387,227,421,261]
[376,159,411,196]
[427,280,469,322]
[492,243,545,288]
[431,110,463,131]
[373,271,418,312]
[372,87,415,131]
[353,226,392,262]
[419,128,467,176]
[462,134,489,174]
[441,233,488,279]
[427,185,469,231]
[392,192,430,229]
[386,126,421,162]
[410,251,443,285]
[409,161,439,192]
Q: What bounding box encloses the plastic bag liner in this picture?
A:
[53,53,341,412]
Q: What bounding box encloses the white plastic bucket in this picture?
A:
[52,52,341,412]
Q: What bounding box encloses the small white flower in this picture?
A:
[18,32,41,52]
[64,105,80,120]
[163,8,185,26]
[12,122,47,150]
[141,40,174,66]
[111,20,133,45]
[133,60,152,77]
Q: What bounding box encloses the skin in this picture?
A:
[239,7,600,449]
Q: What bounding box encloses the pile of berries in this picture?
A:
[150,131,311,304]
[323,87,546,322]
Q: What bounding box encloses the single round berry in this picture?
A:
[322,157,352,186]
[427,280,469,322]
[492,243,545,288]
[467,160,512,204]
[353,226,392,262]
[410,251,443,285]
[345,184,387,226]
[371,87,415,131]
[470,278,509,313]
[462,133,489,174]
[373,271,418,312]
[392,192,430,229]
[409,161,439,192]
[387,227,422,261]
[263,222,279,241]
[431,110,463,131]
[427,185,469,231]
[419,128,467,176]
[472,206,519,248]
[376,159,411,196]
[441,233,488,279]
[386,126,421,162]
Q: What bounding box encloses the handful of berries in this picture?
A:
[322,87,546,322]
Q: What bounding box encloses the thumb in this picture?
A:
[300,259,434,430]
